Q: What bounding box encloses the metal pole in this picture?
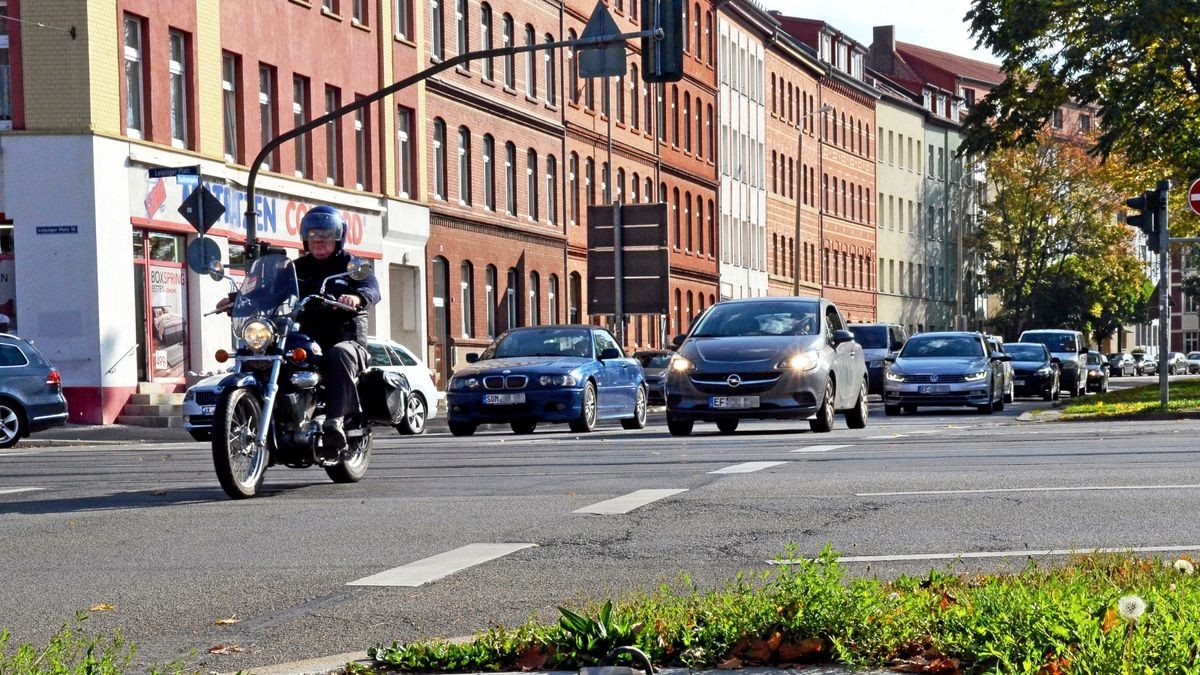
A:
[194,164,204,239]
[1158,179,1171,407]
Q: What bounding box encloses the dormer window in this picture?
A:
[923,90,932,110]
[820,34,831,62]
[836,44,847,72]
[851,52,863,79]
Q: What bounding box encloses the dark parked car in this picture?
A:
[1017,329,1088,397]
[882,331,1011,415]
[665,297,868,436]
[1107,352,1135,377]
[0,333,68,447]
[1005,342,1060,401]
[1085,350,1110,394]
[1187,352,1200,375]
[445,325,647,436]
[848,323,906,396]
[633,349,672,405]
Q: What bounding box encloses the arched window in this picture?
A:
[502,15,515,89]
[568,272,582,323]
[526,148,539,221]
[484,265,497,338]
[674,288,682,334]
[707,199,715,254]
[616,167,625,203]
[525,25,537,98]
[432,118,446,200]
[685,191,693,250]
[672,187,681,247]
[694,4,703,61]
[631,172,640,202]
[544,34,556,106]
[457,126,471,205]
[585,157,596,205]
[455,0,469,64]
[568,29,579,104]
[528,271,541,325]
[548,274,560,323]
[706,104,714,161]
[504,141,516,215]
[546,154,557,224]
[506,267,520,329]
[460,261,474,337]
[480,4,493,80]
[630,65,640,129]
[683,93,691,152]
[431,0,444,59]
[671,85,679,146]
[568,152,579,224]
[696,199,704,255]
[644,79,654,139]
[616,74,625,123]
[482,134,495,210]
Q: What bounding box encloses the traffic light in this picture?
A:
[641,0,683,82]
[1125,189,1162,253]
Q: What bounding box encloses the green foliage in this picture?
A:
[961,0,1200,194]
[552,600,644,667]
[0,611,186,675]
[1061,380,1200,417]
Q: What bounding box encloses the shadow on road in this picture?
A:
[0,482,327,515]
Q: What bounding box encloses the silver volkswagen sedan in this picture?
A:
[882,331,1011,415]
[664,297,868,436]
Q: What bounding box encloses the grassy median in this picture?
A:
[1059,380,1200,419]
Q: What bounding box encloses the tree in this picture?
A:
[962,0,1200,188]
[969,132,1153,340]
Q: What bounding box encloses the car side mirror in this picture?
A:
[890,340,904,352]
[465,353,479,363]
[599,347,621,360]
[1051,357,1061,365]
[671,334,687,348]
[884,354,897,363]
[832,329,855,345]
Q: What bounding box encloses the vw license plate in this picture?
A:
[484,393,526,405]
[711,395,759,409]
[917,385,950,394]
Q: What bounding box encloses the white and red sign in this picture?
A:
[1189,178,1200,216]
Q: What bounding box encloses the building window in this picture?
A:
[630,66,640,129]
[529,271,541,325]
[354,104,369,190]
[504,141,517,215]
[616,75,626,124]
[325,86,340,184]
[546,155,557,224]
[433,118,446,199]
[258,64,276,170]
[544,34,556,106]
[585,157,595,205]
[1080,114,1091,133]
[483,134,496,210]
[502,15,515,89]
[568,153,579,224]
[569,272,582,323]
[525,25,537,99]
[292,76,310,178]
[455,0,469,67]
[457,126,472,205]
[485,265,497,338]
[395,0,412,40]
[506,268,520,329]
[352,0,366,24]
[568,29,579,105]
[123,15,145,139]
[527,149,539,221]
[431,0,444,59]
[480,4,493,80]
[397,106,414,198]
[460,261,474,337]
[168,30,189,148]
[221,52,240,161]
[1052,108,1064,129]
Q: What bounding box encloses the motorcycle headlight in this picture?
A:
[964,370,988,381]
[885,369,906,382]
[241,320,275,353]
[538,374,578,387]
[450,377,481,391]
[670,356,694,372]
[777,351,819,371]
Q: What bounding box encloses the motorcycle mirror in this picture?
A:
[346,256,372,281]
[206,258,225,282]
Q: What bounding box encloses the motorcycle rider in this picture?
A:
[294,205,381,453]
[215,205,380,455]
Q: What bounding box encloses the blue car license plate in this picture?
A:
[484,393,526,405]
[917,385,950,394]
[711,395,759,409]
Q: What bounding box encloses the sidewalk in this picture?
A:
[25,423,195,446]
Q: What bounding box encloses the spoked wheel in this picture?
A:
[569,382,598,433]
[397,393,428,435]
[621,386,648,430]
[326,427,372,483]
[213,388,269,499]
[0,400,25,449]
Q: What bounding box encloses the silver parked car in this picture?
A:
[883,331,1011,415]
[665,297,868,436]
[366,337,439,434]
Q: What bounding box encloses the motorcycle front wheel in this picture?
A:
[326,427,371,483]
[213,387,269,499]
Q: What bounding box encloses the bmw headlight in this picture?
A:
[241,320,275,353]
[450,376,481,391]
[885,369,906,382]
[538,374,578,387]
[670,356,694,372]
[964,370,988,381]
[776,350,819,371]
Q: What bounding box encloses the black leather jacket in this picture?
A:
[293,250,381,349]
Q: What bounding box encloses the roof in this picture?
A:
[895,41,1003,87]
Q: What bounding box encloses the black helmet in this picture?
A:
[300,205,346,251]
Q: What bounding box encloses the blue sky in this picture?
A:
[761,0,999,64]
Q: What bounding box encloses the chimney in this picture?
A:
[869,25,896,74]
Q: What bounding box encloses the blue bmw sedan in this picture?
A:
[446,325,648,436]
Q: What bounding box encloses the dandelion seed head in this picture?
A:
[1175,559,1195,575]
[1118,594,1146,621]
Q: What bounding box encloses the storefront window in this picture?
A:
[133,230,188,382]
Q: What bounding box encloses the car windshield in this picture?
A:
[1006,345,1045,361]
[483,328,593,359]
[689,301,819,337]
[900,335,985,358]
[636,353,671,368]
[1087,352,1103,365]
[1024,332,1077,352]
[849,326,888,348]
[1190,353,1200,359]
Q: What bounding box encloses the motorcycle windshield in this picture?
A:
[231,254,299,322]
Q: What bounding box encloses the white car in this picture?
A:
[367,337,439,434]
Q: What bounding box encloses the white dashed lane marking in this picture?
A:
[0,487,44,495]
[709,461,788,474]
[347,543,535,587]
[574,489,688,514]
[791,444,853,453]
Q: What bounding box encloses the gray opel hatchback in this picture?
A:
[0,333,68,447]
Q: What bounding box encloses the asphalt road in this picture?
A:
[4,375,1200,673]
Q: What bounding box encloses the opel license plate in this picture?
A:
[711,395,759,409]
[484,393,525,405]
[917,385,950,394]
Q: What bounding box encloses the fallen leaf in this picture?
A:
[89,603,115,612]
[939,590,957,610]
[514,645,550,671]
[214,615,241,626]
[208,643,244,655]
[765,631,783,651]
[746,639,773,663]
[1101,606,1119,634]
[717,658,743,669]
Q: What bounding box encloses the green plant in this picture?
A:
[0,610,191,675]
[553,600,644,667]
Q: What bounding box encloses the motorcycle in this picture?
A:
[183,251,406,499]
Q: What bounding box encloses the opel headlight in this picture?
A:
[777,351,819,371]
[241,320,275,353]
[885,369,906,382]
[538,374,578,386]
[670,356,694,372]
[1037,367,1051,376]
[450,377,481,391]
[964,370,988,381]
